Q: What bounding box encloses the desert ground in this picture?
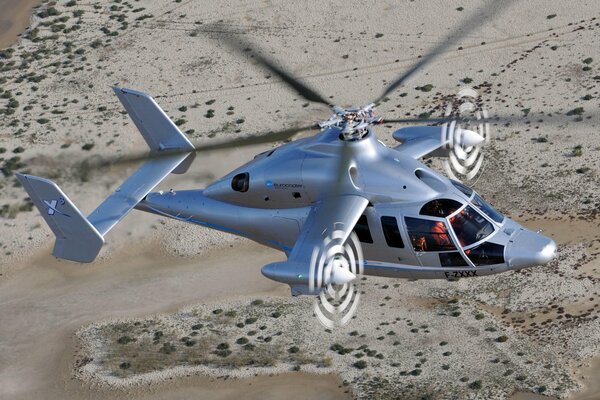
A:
[1,0,600,399]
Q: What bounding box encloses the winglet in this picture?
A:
[112,87,195,173]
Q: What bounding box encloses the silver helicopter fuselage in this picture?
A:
[136,126,556,281]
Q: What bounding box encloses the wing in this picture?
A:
[392,126,483,159]
[261,194,369,295]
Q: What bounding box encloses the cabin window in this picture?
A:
[420,199,462,218]
[439,252,469,267]
[449,206,494,247]
[381,216,404,248]
[353,215,373,244]
[471,193,504,224]
[451,179,473,197]
[231,172,249,192]
[405,217,456,252]
[465,242,505,266]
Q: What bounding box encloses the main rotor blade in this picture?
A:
[73,124,317,170]
[209,24,332,107]
[374,0,518,104]
[382,109,599,126]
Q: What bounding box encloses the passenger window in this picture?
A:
[439,252,469,267]
[353,215,373,244]
[471,193,504,224]
[405,217,456,252]
[381,216,404,248]
[231,172,249,192]
[420,199,462,218]
[449,206,494,247]
[465,242,505,266]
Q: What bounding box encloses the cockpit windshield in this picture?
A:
[449,205,494,247]
[451,179,473,197]
[471,193,504,224]
[420,199,462,218]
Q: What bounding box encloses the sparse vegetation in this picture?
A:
[415,84,434,92]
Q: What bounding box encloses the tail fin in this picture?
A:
[17,88,195,262]
[16,173,104,262]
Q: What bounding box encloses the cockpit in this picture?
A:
[402,180,507,267]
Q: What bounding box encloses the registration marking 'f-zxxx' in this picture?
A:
[444,270,478,279]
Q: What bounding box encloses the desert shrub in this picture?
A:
[566,107,584,116]
[416,84,434,92]
[159,342,176,354]
[330,343,353,355]
[117,335,135,344]
[468,380,482,389]
[496,335,509,343]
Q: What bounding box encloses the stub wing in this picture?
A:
[392,125,483,159]
[261,194,369,294]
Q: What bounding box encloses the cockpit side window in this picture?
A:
[381,216,404,248]
[420,199,462,218]
[405,217,456,252]
[439,252,469,267]
[231,172,250,192]
[471,193,504,224]
[451,179,473,197]
[353,215,373,244]
[449,206,494,247]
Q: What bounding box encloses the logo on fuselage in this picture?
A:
[265,180,302,190]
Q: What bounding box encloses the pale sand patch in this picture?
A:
[0,240,301,400]
[570,356,600,400]
[0,0,41,48]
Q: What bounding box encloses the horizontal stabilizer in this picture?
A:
[16,173,104,262]
[87,152,191,235]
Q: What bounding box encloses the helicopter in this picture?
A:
[16,0,556,311]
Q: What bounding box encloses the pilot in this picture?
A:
[412,235,427,252]
[432,221,452,248]
[449,209,468,246]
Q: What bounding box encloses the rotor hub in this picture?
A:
[319,104,382,141]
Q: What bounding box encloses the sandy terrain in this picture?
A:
[0,0,41,48]
[1,0,600,399]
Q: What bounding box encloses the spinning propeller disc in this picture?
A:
[310,230,364,328]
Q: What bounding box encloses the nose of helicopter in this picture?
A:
[506,229,557,269]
